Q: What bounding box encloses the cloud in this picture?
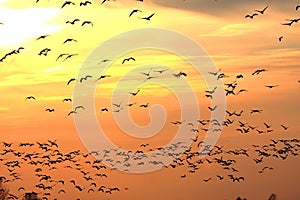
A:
[149,0,298,17]
[0,107,10,111]
[200,23,256,37]
[0,7,63,47]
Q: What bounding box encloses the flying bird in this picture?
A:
[68,110,77,116]
[61,1,75,9]
[81,21,93,26]
[67,78,77,85]
[281,21,294,26]
[236,74,244,79]
[250,109,262,114]
[245,13,258,19]
[139,13,155,21]
[100,108,109,112]
[38,48,51,56]
[122,57,135,64]
[80,1,92,6]
[80,75,92,82]
[63,54,78,61]
[56,53,69,61]
[66,19,80,25]
[279,36,283,42]
[281,125,288,130]
[63,38,77,44]
[255,6,268,14]
[98,59,111,64]
[252,69,267,75]
[129,9,142,17]
[74,105,85,111]
[140,103,149,108]
[265,85,278,89]
[63,98,72,102]
[36,35,49,40]
[154,69,168,74]
[45,109,55,112]
[173,71,187,78]
[130,89,140,96]
[25,96,36,100]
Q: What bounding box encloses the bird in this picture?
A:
[245,13,258,19]
[63,98,72,102]
[101,0,113,4]
[265,85,278,89]
[98,59,111,64]
[140,103,149,108]
[45,109,55,112]
[61,1,75,9]
[263,122,272,129]
[75,185,84,191]
[66,19,80,25]
[255,6,268,14]
[296,5,300,11]
[139,13,155,21]
[129,9,142,17]
[122,57,135,64]
[68,111,77,116]
[67,78,77,85]
[208,105,217,111]
[203,178,212,182]
[252,69,267,75]
[79,75,93,83]
[127,102,136,107]
[25,96,36,100]
[279,36,283,42]
[250,109,262,114]
[130,89,140,96]
[81,21,93,26]
[80,1,92,6]
[141,68,152,76]
[36,35,49,40]
[236,74,244,79]
[100,108,109,112]
[74,105,85,111]
[113,102,122,108]
[56,53,69,61]
[63,38,77,44]
[281,21,294,26]
[154,69,168,74]
[144,76,157,82]
[281,125,288,130]
[97,75,111,80]
[63,54,78,61]
[237,89,248,95]
[38,48,51,56]
[173,71,187,78]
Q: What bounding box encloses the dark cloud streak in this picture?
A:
[149,0,299,17]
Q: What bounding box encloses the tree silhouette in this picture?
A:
[0,179,9,200]
[22,192,41,200]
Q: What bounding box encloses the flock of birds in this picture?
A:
[244,4,300,42]
[0,1,299,200]
[0,140,126,200]
[0,137,298,199]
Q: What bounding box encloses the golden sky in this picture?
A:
[0,0,300,200]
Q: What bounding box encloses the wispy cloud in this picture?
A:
[200,23,256,37]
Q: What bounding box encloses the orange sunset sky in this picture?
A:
[0,0,300,200]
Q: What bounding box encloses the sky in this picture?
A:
[0,0,300,200]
